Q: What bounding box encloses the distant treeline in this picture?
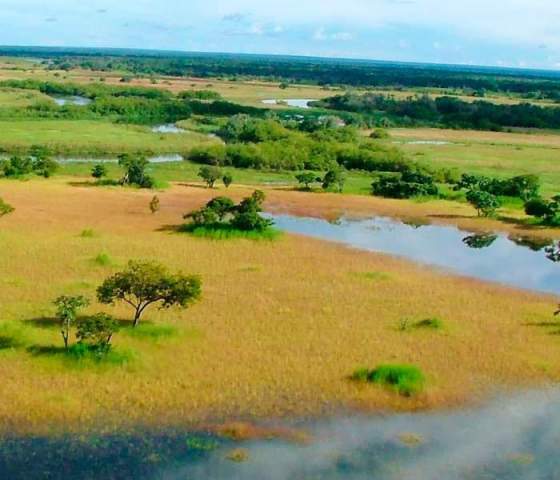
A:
[6,47,560,100]
[315,93,560,130]
[0,80,264,124]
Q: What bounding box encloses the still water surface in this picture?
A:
[269,214,559,295]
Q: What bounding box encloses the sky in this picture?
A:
[1,0,560,70]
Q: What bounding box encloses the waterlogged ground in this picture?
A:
[1,390,558,480]
[269,214,559,295]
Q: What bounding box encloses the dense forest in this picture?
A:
[3,47,560,101]
[315,92,560,130]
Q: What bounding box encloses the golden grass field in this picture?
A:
[0,178,558,436]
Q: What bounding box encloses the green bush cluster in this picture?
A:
[352,364,425,396]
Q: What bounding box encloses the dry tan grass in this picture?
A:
[0,179,558,436]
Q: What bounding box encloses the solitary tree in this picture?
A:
[149,195,160,214]
[91,163,107,180]
[118,154,154,188]
[295,172,319,190]
[54,295,90,349]
[222,173,233,189]
[466,189,501,217]
[198,166,222,188]
[322,169,346,193]
[97,261,202,327]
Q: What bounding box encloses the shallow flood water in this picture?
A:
[1,390,558,480]
[56,154,183,164]
[51,95,91,106]
[269,214,559,295]
[151,124,186,134]
[262,99,313,108]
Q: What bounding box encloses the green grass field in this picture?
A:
[0,119,219,155]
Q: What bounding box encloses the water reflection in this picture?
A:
[462,233,498,249]
[269,214,559,295]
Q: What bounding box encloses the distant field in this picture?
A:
[389,128,560,196]
[0,120,218,155]
[0,59,557,108]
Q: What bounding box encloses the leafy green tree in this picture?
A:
[231,190,273,231]
[54,295,90,349]
[91,163,108,179]
[206,196,235,221]
[97,261,202,327]
[525,196,560,225]
[76,313,118,350]
[466,189,501,217]
[198,166,222,188]
[322,169,346,193]
[118,154,154,188]
[149,195,160,214]
[295,172,319,190]
[222,173,233,189]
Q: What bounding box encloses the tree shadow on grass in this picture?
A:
[177,182,211,190]
[155,224,183,233]
[67,180,121,188]
[524,319,560,336]
[24,316,135,330]
[0,335,21,350]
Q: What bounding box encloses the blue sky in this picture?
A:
[1,0,559,70]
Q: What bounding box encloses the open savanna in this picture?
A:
[0,119,218,155]
[0,178,558,435]
[387,128,560,197]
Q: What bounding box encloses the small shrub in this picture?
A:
[91,164,107,179]
[93,252,113,267]
[149,195,160,214]
[352,364,425,396]
[80,229,97,238]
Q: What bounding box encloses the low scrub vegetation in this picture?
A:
[352,364,425,396]
[182,190,278,240]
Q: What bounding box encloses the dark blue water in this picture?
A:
[1,390,558,480]
[269,214,559,295]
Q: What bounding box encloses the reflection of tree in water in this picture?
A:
[545,242,560,316]
[546,242,560,263]
[462,233,498,249]
[509,235,554,252]
[402,217,431,229]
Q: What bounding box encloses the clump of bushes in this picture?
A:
[183,190,277,239]
[372,168,438,199]
[53,295,118,357]
[352,364,425,396]
[525,195,560,226]
[0,146,59,179]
